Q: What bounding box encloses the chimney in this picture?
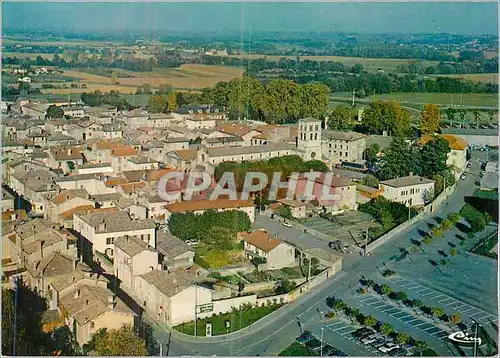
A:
[68,148,72,156]
[86,299,89,306]
[74,289,81,299]
[98,220,106,231]
[73,260,78,269]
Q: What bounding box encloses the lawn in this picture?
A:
[371,92,498,108]
[279,342,318,356]
[174,303,283,336]
[471,230,498,258]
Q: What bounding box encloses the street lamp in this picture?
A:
[194,283,198,338]
[320,326,324,357]
[157,340,163,356]
[471,318,482,357]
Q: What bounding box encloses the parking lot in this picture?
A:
[387,277,498,328]
[356,295,450,340]
[324,320,383,356]
[302,211,378,248]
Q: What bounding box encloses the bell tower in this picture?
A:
[297,117,322,160]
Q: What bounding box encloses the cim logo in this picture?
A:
[448,331,482,346]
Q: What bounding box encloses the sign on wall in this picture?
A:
[197,303,214,314]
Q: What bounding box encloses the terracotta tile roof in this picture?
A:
[172,148,198,161]
[51,189,89,205]
[146,168,177,181]
[243,230,282,253]
[111,147,138,157]
[420,134,468,151]
[120,182,147,194]
[105,177,128,187]
[166,199,254,213]
[60,205,119,220]
[216,124,260,137]
[50,147,83,161]
[95,139,125,150]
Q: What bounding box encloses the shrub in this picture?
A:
[423,235,433,244]
[324,311,336,320]
[449,313,461,325]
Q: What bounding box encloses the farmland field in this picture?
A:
[40,64,244,94]
[370,92,498,108]
[429,73,498,84]
[220,53,440,73]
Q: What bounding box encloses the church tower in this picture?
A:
[297,117,322,160]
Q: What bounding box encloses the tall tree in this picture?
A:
[148,94,168,113]
[378,136,415,180]
[2,284,49,355]
[328,105,355,131]
[419,104,441,135]
[419,136,451,177]
[361,101,411,137]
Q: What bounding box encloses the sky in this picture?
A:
[2,2,498,36]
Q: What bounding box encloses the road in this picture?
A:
[149,155,497,356]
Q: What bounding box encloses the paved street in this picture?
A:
[150,153,497,356]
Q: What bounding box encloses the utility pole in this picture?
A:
[158,340,163,356]
[13,277,18,356]
[194,283,198,338]
[352,89,355,107]
[320,326,324,356]
[307,256,312,281]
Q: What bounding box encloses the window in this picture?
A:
[401,190,404,196]
[315,125,319,131]
[314,133,318,140]
[345,152,348,156]
[329,143,332,148]
[340,145,343,149]
[309,125,313,131]
[106,237,114,245]
[310,133,313,140]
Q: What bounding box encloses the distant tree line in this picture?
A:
[396,57,498,75]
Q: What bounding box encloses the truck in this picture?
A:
[329,240,351,254]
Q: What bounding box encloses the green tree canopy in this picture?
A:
[378,136,416,180]
[46,105,64,119]
[362,174,379,188]
[419,136,451,178]
[328,105,355,131]
[361,101,411,137]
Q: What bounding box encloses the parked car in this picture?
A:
[467,162,472,168]
[296,331,314,344]
[328,348,348,356]
[352,327,374,339]
[282,221,292,227]
[305,338,322,351]
[321,345,335,356]
[371,338,387,348]
[388,347,408,356]
[460,173,467,180]
[480,172,485,178]
[361,333,382,345]
[379,343,401,353]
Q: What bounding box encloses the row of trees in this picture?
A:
[285,71,497,94]
[3,53,158,72]
[199,77,330,123]
[167,209,252,245]
[396,57,498,75]
[361,280,463,326]
[326,296,429,352]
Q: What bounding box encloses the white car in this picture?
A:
[361,334,382,345]
[282,221,292,227]
[185,240,198,247]
[379,343,400,353]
